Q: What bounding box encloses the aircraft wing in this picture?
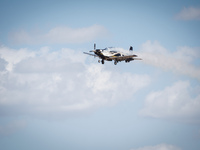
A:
[132,57,142,60]
[107,55,142,60]
[83,52,98,57]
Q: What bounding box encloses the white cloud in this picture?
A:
[130,144,181,150]
[0,45,150,119]
[0,57,7,71]
[175,7,200,20]
[10,25,109,45]
[0,45,35,71]
[140,81,200,123]
[138,40,200,81]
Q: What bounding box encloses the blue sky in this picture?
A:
[0,0,200,150]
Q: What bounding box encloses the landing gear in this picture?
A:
[125,60,129,63]
[114,60,118,65]
[98,59,104,64]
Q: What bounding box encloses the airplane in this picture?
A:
[83,43,142,65]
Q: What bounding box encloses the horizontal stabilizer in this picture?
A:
[133,58,142,60]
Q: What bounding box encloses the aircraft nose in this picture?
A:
[89,49,101,53]
[96,49,101,52]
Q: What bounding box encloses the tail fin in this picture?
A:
[129,46,133,51]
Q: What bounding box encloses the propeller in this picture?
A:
[94,43,96,50]
[90,43,96,52]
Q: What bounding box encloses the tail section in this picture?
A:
[129,46,133,51]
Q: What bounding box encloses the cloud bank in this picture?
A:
[0,45,150,119]
[140,81,200,123]
[138,40,200,81]
[138,41,200,123]
[175,7,200,20]
[10,25,109,45]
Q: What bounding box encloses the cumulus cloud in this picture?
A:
[0,57,8,71]
[0,45,150,119]
[138,40,200,81]
[130,143,181,150]
[175,7,200,20]
[140,81,200,123]
[10,24,109,45]
[0,45,35,71]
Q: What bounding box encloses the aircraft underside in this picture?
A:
[98,58,133,65]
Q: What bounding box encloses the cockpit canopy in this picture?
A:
[103,47,114,51]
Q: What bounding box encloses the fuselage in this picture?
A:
[94,47,136,61]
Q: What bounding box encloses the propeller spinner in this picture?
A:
[90,43,97,52]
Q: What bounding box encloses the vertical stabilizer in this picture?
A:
[129,46,133,51]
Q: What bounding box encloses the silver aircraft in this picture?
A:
[83,43,142,65]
